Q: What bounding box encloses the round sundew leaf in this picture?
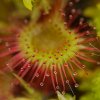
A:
[0,0,99,95]
[18,16,80,67]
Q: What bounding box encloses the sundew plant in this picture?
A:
[0,0,100,100]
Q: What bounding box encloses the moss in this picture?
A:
[80,70,100,100]
[84,3,100,37]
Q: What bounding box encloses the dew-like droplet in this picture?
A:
[56,86,60,90]
[71,9,76,14]
[75,83,79,88]
[75,0,80,3]
[69,2,73,6]
[5,42,9,47]
[40,82,44,86]
[35,73,39,77]
[54,71,57,75]
[8,48,11,51]
[45,73,50,77]
[61,12,65,16]
[24,19,28,24]
[28,65,31,68]
[69,15,73,19]
[97,62,100,65]
[62,91,65,95]
[6,63,9,67]
[22,58,25,62]
[82,65,86,68]
[73,72,78,76]
[20,69,24,72]
[66,80,69,83]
